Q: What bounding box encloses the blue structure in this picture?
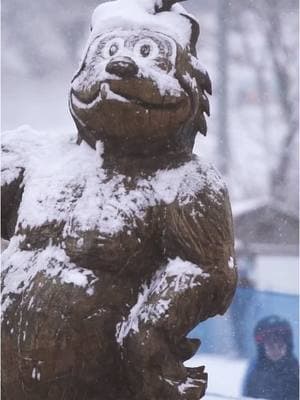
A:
[189,287,299,359]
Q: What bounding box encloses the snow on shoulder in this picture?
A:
[89,0,194,49]
[2,126,225,237]
[1,125,77,187]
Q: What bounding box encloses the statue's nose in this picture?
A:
[105,57,138,78]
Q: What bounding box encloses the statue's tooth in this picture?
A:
[197,114,207,136]
[201,94,210,116]
[100,83,109,100]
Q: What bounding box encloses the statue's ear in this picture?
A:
[155,1,199,56]
[155,0,186,12]
[181,13,199,56]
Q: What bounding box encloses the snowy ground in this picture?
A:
[185,354,252,399]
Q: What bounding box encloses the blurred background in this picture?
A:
[1,0,299,398]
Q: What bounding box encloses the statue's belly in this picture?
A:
[17,204,162,279]
[16,170,163,277]
[63,214,161,276]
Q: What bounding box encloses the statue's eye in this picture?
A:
[109,43,119,57]
[134,39,159,59]
[140,44,151,57]
[102,38,124,58]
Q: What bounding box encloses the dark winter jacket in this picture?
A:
[243,354,299,400]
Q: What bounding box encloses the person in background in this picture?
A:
[243,315,299,399]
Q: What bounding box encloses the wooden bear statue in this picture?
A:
[1,1,237,399]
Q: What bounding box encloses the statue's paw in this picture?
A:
[122,328,207,399]
[164,366,207,400]
[165,338,207,399]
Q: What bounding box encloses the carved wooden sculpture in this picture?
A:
[1,1,237,399]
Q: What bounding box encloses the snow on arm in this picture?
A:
[116,257,210,345]
[116,171,236,343]
[164,158,235,273]
[161,158,237,318]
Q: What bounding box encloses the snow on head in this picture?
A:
[89,0,194,50]
[71,0,201,105]
[72,28,182,101]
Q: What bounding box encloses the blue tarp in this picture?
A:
[189,288,299,359]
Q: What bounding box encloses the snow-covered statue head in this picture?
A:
[69,0,211,163]
[1,1,236,400]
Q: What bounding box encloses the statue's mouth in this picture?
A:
[70,79,188,112]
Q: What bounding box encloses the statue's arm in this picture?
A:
[117,176,237,398]
[118,176,237,341]
[1,152,25,240]
[1,130,29,240]
[161,182,237,336]
[1,128,44,240]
